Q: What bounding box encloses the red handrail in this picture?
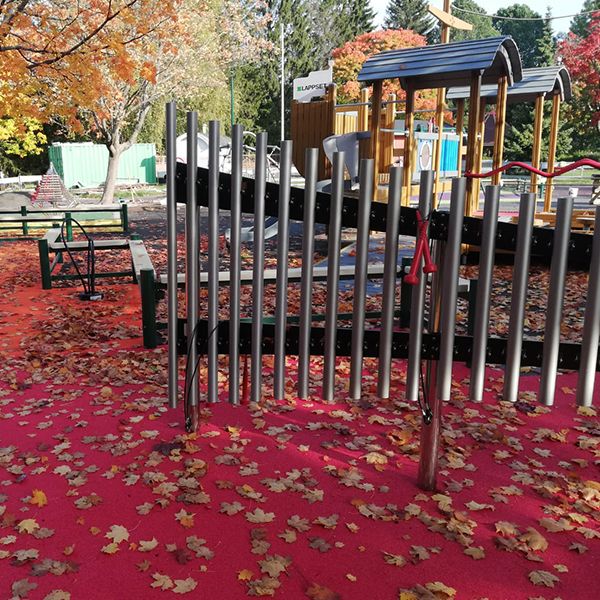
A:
[465,158,600,179]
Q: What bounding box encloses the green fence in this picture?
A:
[48,143,156,189]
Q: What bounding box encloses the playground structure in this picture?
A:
[446,65,573,214]
[166,104,599,491]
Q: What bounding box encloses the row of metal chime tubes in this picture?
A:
[165,102,599,411]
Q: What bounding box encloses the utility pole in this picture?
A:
[280,23,285,141]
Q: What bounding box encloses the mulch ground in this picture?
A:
[0,219,598,600]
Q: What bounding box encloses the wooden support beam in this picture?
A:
[432,0,452,209]
[465,72,482,216]
[544,93,561,212]
[370,81,384,195]
[455,99,465,177]
[402,84,415,206]
[472,96,487,210]
[531,93,544,196]
[492,75,508,186]
[358,87,369,131]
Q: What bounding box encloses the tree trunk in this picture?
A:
[101,145,122,205]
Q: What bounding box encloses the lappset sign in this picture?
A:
[293,67,332,102]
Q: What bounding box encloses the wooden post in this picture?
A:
[370,81,384,196]
[544,93,561,212]
[403,84,415,205]
[465,72,482,216]
[455,99,465,177]
[492,75,508,185]
[358,87,369,131]
[381,94,396,178]
[530,93,544,197]
[433,0,452,208]
[472,96,487,211]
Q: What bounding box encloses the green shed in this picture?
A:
[48,143,156,189]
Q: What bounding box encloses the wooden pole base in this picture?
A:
[417,360,442,491]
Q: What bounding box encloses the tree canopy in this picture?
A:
[449,0,500,42]
[384,0,435,40]
[492,4,554,68]
[570,0,600,37]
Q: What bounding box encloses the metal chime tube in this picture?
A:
[406,170,434,402]
[229,124,243,405]
[166,102,178,409]
[377,165,403,399]
[503,193,536,402]
[298,148,319,399]
[250,132,268,405]
[539,196,574,406]
[322,152,345,402]
[576,206,600,407]
[349,159,374,400]
[185,112,200,407]
[437,177,466,401]
[207,120,220,404]
[274,140,292,400]
[470,185,500,402]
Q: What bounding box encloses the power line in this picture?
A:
[452,6,600,22]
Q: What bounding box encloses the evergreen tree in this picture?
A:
[449,0,500,42]
[492,4,554,68]
[570,0,600,37]
[384,0,434,38]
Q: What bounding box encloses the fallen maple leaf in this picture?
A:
[138,538,159,552]
[464,546,485,560]
[172,577,197,594]
[151,573,174,590]
[238,569,253,581]
[175,509,195,528]
[43,591,71,600]
[305,582,340,600]
[17,519,39,534]
[11,578,37,598]
[529,570,559,588]
[519,528,548,552]
[101,542,119,555]
[246,508,275,524]
[29,490,48,508]
[105,525,129,544]
[382,551,406,566]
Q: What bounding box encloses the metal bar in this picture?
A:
[229,124,244,405]
[503,193,536,402]
[185,111,200,408]
[166,102,178,409]
[576,206,600,406]
[437,177,466,401]
[274,139,292,400]
[66,212,73,242]
[406,170,434,402]
[140,268,157,349]
[250,132,268,405]
[322,152,345,402]
[21,206,28,235]
[539,196,574,406]
[121,204,129,232]
[207,120,220,404]
[38,239,52,289]
[298,148,319,399]
[470,185,500,402]
[349,158,374,400]
[377,165,403,399]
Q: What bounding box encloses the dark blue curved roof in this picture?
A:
[357,36,522,90]
[446,66,572,104]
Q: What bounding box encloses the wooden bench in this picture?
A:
[38,229,136,290]
[0,205,128,237]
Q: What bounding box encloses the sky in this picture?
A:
[370,0,586,33]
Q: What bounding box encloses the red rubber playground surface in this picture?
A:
[0,238,598,600]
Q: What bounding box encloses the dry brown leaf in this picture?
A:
[150,573,174,590]
[382,551,406,567]
[172,577,197,594]
[238,569,253,581]
[464,546,485,560]
[529,570,559,588]
[246,508,275,524]
[105,524,129,544]
[520,528,548,552]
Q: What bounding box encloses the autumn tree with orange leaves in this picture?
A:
[332,29,435,113]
